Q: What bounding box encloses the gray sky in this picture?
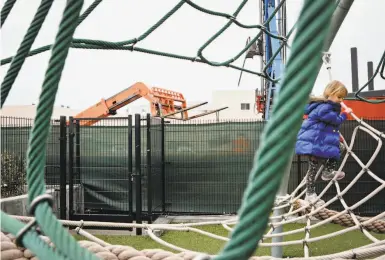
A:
[1,0,384,110]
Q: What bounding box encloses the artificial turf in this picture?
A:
[73,222,385,257]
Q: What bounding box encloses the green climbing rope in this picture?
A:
[1,212,68,260]
[25,1,99,259]
[0,0,16,27]
[0,1,348,260]
[1,0,54,108]
[0,0,99,259]
[0,0,104,66]
[0,0,289,82]
[76,0,103,26]
[214,1,336,259]
[196,0,287,67]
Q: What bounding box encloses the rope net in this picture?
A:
[1,0,384,260]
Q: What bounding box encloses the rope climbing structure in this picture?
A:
[1,0,385,259]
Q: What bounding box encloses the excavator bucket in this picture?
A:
[150,87,189,119]
[150,87,228,121]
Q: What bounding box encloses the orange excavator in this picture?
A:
[73,82,228,126]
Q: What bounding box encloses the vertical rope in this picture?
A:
[19,0,98,259]
[213,1,336,259]
[1,0,54,108]
[0,0,16,27]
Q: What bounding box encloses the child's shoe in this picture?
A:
[321,169,345,181]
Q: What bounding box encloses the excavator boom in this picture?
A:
[73,82,227,126]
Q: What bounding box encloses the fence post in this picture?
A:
[297,155,302,187]
[128,115,133,219]
[75,120,80,180]
[161,117,166,213]
[146,113,152,223]
[68,117,74,220]
[59,116,67,219]
[134,114,142,235]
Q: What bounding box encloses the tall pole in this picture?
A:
[367,61,374,91]
[259,0,265,112]
[323,0,355,50]
[270,0,288,257]
[270,0,355,258]
[351,47,359,92]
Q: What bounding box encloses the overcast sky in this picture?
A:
[1,0,384,110]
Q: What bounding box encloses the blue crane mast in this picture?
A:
[261,0,285,120]
[238,0,286,120]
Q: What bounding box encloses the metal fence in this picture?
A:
[1,115,384,220]
[66,114,163,234]
[163,118,385,216]
[0,116,65,217]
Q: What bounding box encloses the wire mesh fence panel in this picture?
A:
[163,118,385,216]
[163,119,265,214]
[1,117,32,198]
[70,117,132,217]
[3,115,382,218]
[1,116,62,216]
[130,115,163,220]
[149,116,164,214]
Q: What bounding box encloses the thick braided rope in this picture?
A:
[0,0,16,27]
[2,231,385,260]
[294,200,385,233]
[0,211,68,259]
[212,1,336,259]
[1,0,54,107]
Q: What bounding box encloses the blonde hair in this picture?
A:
[323,80,348,99]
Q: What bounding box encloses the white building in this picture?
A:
[208,89,262,120]
[1,105,80,120]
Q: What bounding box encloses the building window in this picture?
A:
[241,103,250,110]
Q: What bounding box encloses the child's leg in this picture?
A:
[305,156,325,207]
[305,156,319,196]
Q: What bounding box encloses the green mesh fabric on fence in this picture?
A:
[68,117,163,215]
[163,119,385,216]
[2,117,384,216]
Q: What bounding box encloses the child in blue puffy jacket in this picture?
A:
[295,80,352,205]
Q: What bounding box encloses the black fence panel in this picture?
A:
[163,119,265,214]
[3,115,384,219]
[136,114,164,222]
[67,114,163,224]
[68,117,133,223]
[0,116,62,217]
[163,119,385,216]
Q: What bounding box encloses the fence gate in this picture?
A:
[67,114,165,233]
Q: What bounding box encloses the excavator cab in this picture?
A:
[73,82,228,126]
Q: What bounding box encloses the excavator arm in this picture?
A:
[73,82,227,126]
